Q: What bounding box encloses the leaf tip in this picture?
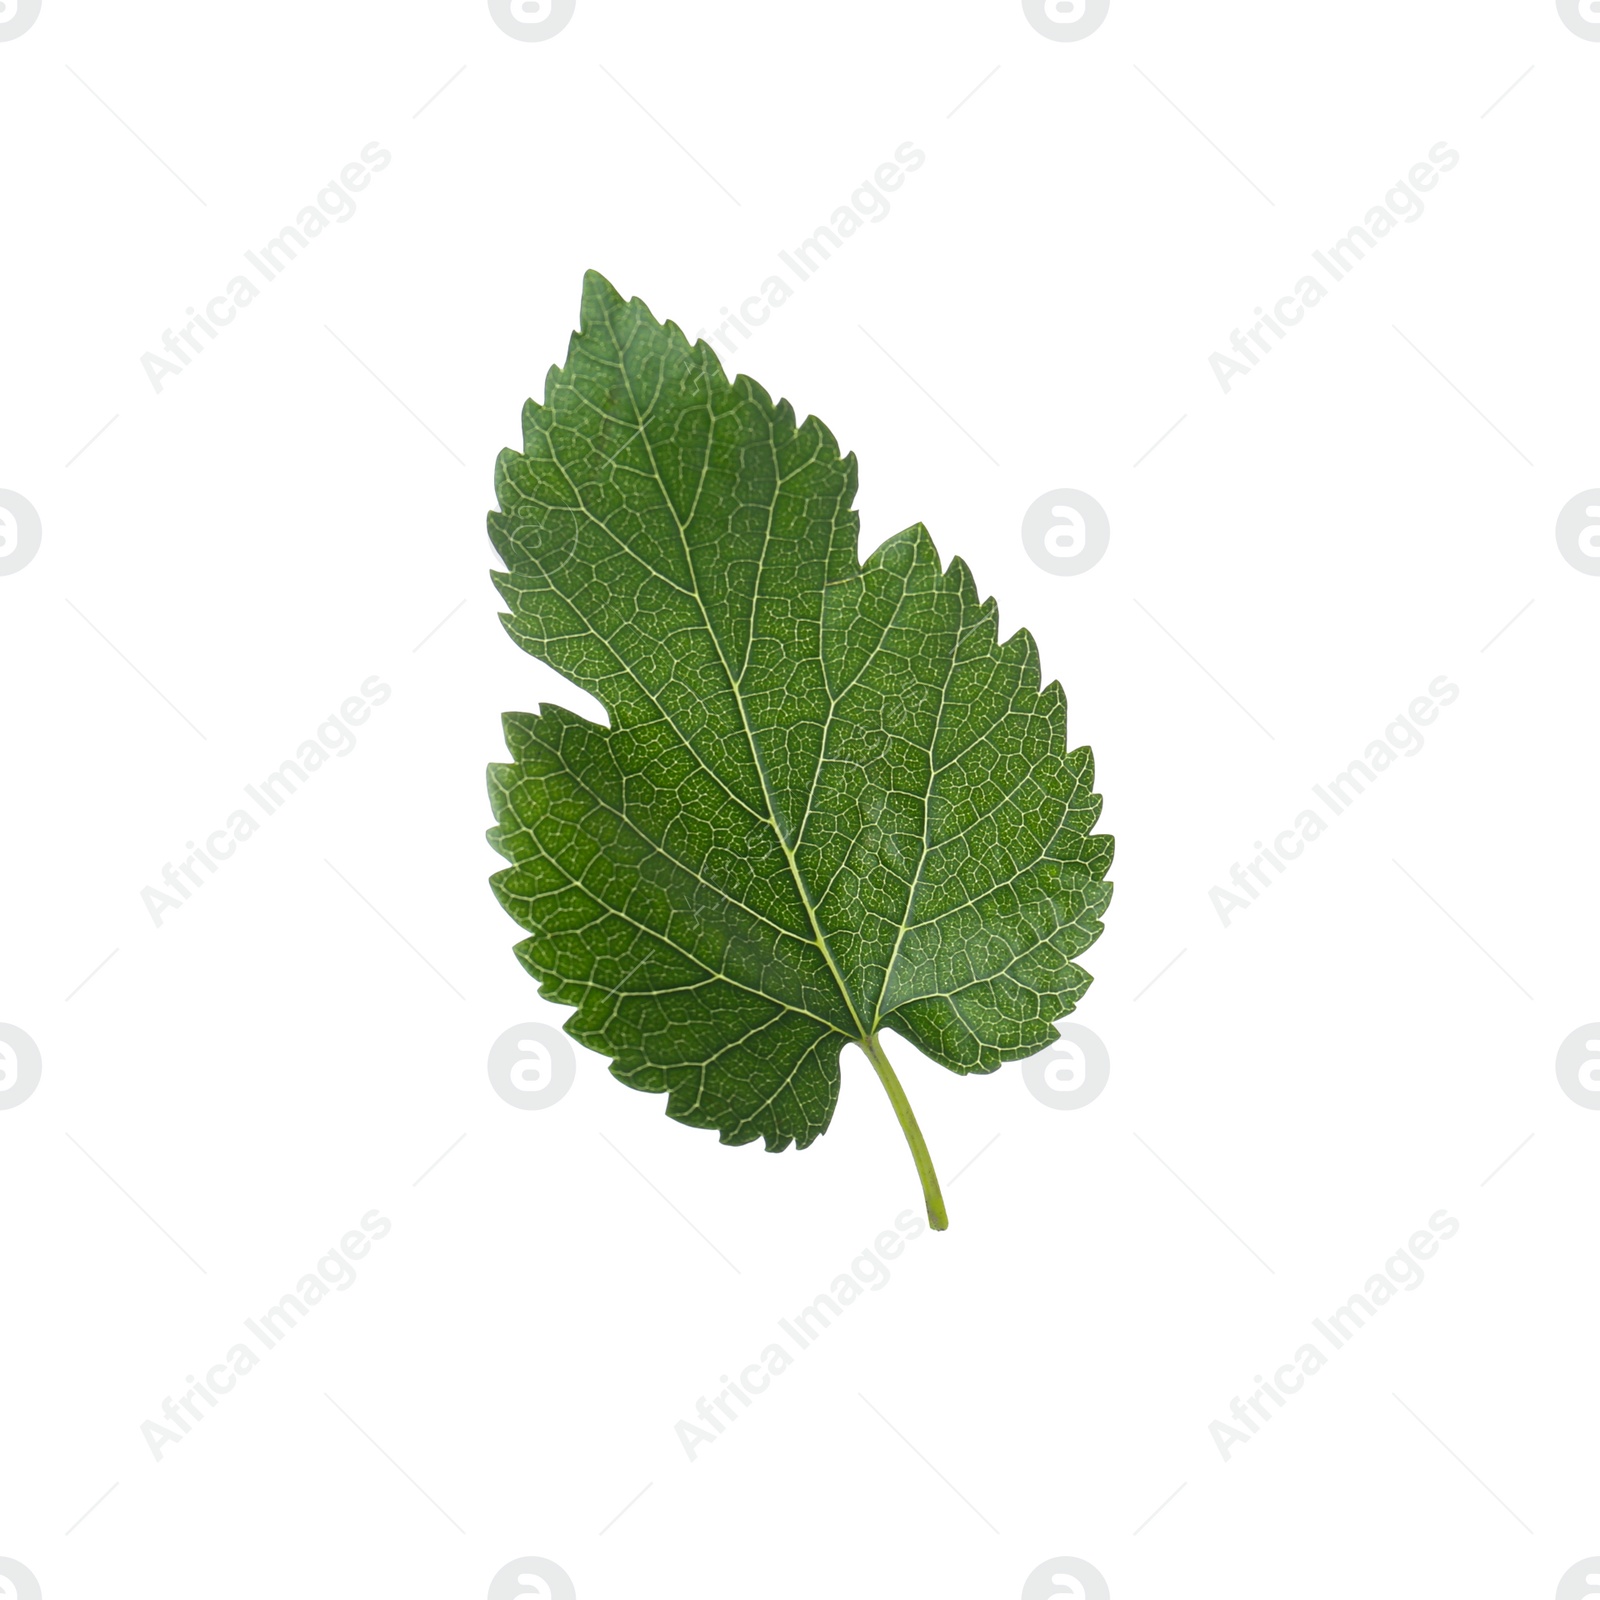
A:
[579,267,625,319]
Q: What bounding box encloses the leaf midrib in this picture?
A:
[604,303,869,1047]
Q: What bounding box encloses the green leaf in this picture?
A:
[487,271,1112,1229]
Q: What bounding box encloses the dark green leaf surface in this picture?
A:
[488,271,1111,1167]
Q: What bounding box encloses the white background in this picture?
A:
[2,2,1598,1597]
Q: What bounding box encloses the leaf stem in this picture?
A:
[860,1032,948,1232]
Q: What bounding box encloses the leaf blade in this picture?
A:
[488,271,1113,1160]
